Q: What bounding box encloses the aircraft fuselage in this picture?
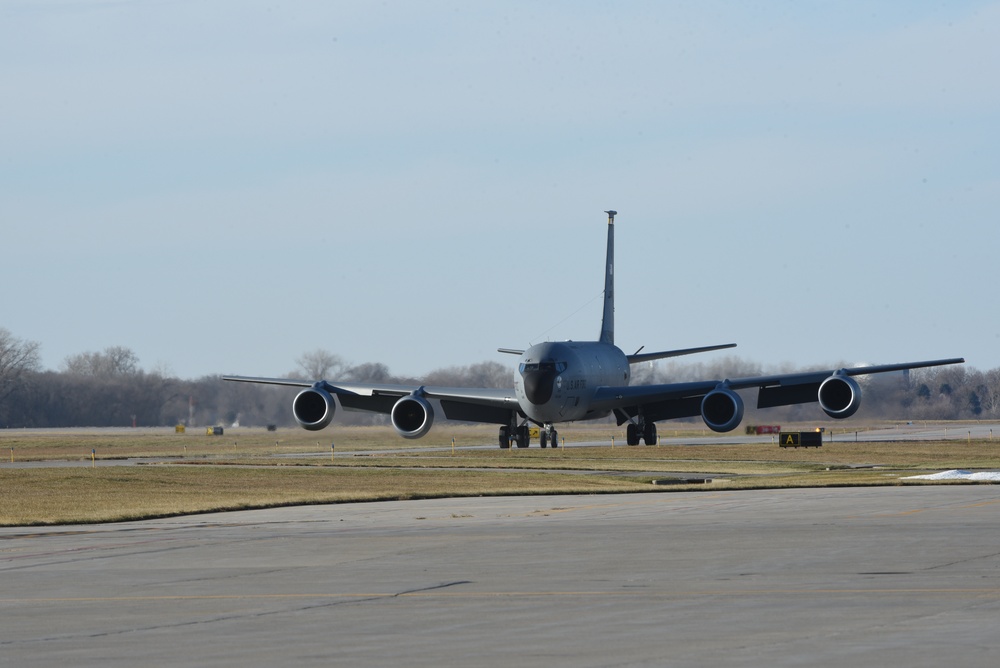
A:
[515,341,630,423]
[222,209,964,449]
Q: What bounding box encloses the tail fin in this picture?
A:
[599,210,616,344]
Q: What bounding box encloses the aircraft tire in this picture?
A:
[643,422,657,446]
[540,431,548,448]
[626,423,640,446]
[499,426,510,449]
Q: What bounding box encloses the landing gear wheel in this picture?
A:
[626,423,640,446]
[516,425,530,448]
[499,426,511,449]
[642,422,657,446]
[551,430,558,448]
[540,431,548,448]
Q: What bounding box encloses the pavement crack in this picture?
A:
[394,580,472,596]
[925,550,1000,571]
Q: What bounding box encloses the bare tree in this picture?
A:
[424,361,513,388]
[63,346,140,376]
[103,345,140,375]
[295,349,345,379]
[0,327,41,404]
[345,362,393,383]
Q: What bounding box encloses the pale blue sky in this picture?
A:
[2,1,997,379]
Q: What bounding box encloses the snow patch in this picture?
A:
[903,470,1000,481]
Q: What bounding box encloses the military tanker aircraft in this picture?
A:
[224,211,963,448]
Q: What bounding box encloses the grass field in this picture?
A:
[1,422,998,526]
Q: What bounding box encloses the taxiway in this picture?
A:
[2,486,999,667]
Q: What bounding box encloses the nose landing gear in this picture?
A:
[499,417,558,448]
[539,424,558,448]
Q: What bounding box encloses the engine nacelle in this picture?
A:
[391,395,435,439]
[292,386,336,431]
[701,387,745,433]
[818,374,862,419]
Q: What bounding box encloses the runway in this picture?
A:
[3,486,1000,667]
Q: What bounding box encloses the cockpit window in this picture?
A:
[520,361,567,374]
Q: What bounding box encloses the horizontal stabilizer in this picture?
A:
[627,343,737,365]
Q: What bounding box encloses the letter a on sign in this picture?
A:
[784,433,799,446]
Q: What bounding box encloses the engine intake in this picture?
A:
[701,387,744,433]
[391,394,435,439]
[818,374,861,419]
[292,386,336,431]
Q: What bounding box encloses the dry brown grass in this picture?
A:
[1,423,997,526]
[0,466,654,526]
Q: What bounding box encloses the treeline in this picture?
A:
[0,335,997,429]
[1,358,997,429]
[0,341,520,428]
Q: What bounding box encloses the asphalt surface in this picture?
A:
[3,486,1000,667]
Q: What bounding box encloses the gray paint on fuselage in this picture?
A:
[515,340,629,423]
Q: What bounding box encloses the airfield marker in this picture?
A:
[91,449,96,468]
[452,438,455,455]
[331,443,335,461]
[10,447,13,463]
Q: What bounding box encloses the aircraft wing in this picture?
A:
[222,376,520,424]
[591,357,965,424]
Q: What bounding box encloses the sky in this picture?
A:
[2,0,998,380]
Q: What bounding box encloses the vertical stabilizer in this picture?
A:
[599,210,616,344]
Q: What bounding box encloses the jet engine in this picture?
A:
[701,387,745,433]
[292,386,336,431]
[391,394,435,439]
[818,374,862,419]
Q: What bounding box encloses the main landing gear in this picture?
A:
[499,424,529,448]
[626,417,657,446]
[499,415,529,449]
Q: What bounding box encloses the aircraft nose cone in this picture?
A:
[522,369,557,405]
